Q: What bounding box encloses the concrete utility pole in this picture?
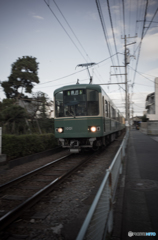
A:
[109,35,136,126]
[122,35,136,126]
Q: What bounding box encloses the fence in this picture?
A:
[76,130,129,240]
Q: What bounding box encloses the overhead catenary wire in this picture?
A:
[107,0,123,81]
[35,54,117,86]
[49,0,106,85]
[52,0,89,61]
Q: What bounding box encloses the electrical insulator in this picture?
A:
[126,55,130,64]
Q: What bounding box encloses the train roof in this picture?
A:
[54,84,102,95]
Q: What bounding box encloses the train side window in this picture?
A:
[114,109,116,120]
[109,103,111,118]
[112,107,116,120]
[105,100,108,117]
[102,97,105,116]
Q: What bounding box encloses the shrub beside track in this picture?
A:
[2,134,57,160]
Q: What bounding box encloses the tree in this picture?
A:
[1,56,39,99]
[0,100,28,134]
[35,92,52,119]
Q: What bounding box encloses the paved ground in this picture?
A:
[112,129,158,240]
[123,130,158,239]
[150,136,158,143]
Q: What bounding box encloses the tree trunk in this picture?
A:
[36,117,42,134]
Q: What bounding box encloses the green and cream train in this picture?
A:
[54,84,125,153]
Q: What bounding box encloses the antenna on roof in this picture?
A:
[76,63,96,84]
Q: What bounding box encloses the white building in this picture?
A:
[145,77,158,121]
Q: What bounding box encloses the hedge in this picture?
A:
[2,133,57,160]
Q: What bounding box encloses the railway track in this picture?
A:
[0,133,126,239]
[0,152,94,231]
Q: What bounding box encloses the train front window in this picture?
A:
[87,89,99,116]
[55,91,64,117]
[64,89,86,117]
[55,89,99,117]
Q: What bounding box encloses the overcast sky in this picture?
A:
[0,0,158,117]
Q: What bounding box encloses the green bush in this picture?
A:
[2,133,57,160]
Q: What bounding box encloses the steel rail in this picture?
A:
[0,153,93,231]
[0,154,71,191]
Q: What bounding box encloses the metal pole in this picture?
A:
[124,35,129,126]
[0,127,2,154]
[128,92,130,126]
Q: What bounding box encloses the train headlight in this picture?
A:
[58,128,63,133]
[90,126,97,132]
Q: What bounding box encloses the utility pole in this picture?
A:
[108,35,136,127]
[131,102,134,128]
[128,90,130,126]
[124,35,128,126]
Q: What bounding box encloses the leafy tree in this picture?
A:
[141,114,148,122]
[29,91,53,134]
[1,56,39,99]
[0,99,16,111]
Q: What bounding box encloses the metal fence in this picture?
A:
[76,130,129,240]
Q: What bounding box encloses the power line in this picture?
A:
[95,0,125,93]
[43,0,87,62]
[122,0,125,36]
[34,79,88,89]
[132,0,148,87]
[129,65,155,84]
[134,103,145,109]
[143,7,158,38]
[128,0,132,35]
[95,0,114,65]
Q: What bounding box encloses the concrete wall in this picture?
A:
[140,121,158,135]
[147,114,157,121]
[140,122,147,134]
[147,122,158,135]
[155,77,158,120]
